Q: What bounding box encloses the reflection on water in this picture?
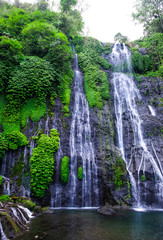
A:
[15,209,163,240]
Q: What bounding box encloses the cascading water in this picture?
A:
[49,53,99,208]
[148,105,156,116]
[68,54,99,207]
[110,44,163,208]
[0,219,9,240]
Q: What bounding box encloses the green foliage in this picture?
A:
[158,61,163,78]
[20,99,46,127]
[73,37,110,109]
[141,174,146,182]
[30,129,59,198]
[131,49,152,74]
[7,56,56,105]
[0,195,10,201]
[4,8,29,38]
[61,156,69,184]
[60,0,77,12]
[114,32,128,43]
[0,36,23,92]
[0,175,3,185]
[132,0,163,35]
[59,10,84,37]
[0,133,8,159]
[0,93,5,124]
[4,131,28,150]
[22,21,57,57]
[114,156,126,190]
[142,33,163,71]
[132,33,163,74]
[77,166,83,180]
[22,199,36,211]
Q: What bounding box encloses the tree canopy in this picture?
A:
[132,0,163,35]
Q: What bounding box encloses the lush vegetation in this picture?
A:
[30,129,59,198]
[61,156,69,184]
[72,36,111,109]
[113,156,127,190]
[131,33,163,76]
[0,0,83,164]
[77,166,83,180]
[0,194,10,201]
[0,175,3,185]
[131,0,163,77]
[132,0,163,35]
[0,0,83,137]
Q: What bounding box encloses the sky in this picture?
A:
[10,0,144,43]
[82,0,144,42]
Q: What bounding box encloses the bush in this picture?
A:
[0,195,10,201]
[8,56,56,102]
[30,129,59,198]
[61,156,69,184]
[4,131,28,150]
[77,167,83,180]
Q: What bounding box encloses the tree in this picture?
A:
[114,33,128,43]
[59,9,84,37]
[22,21,57,57]
[0,36,22,92]
[5,9,29,38]
[36,0,49,11]
[60,0,77,12]
[132,0,163,35]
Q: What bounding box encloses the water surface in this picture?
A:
[15,209,163,240]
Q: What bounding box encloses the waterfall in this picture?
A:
[110,44,163,208]
[148,105,156,116]
[2,176,11,195]
[0,219,9,240]
[18,205,34,219]
[68,54,99,207]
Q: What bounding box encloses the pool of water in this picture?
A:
[15,208,163,240]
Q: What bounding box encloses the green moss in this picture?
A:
[0,195,10,201]
[6,213,19,232]
[61,156,69,184]
[21,98,46,127]
[141,174,146,182]
[73,37,110,109]
[4,131,28,150]
[77,167,83,180]
[0,93,5,125]
[22,199,36,211]
[0,175,2,185]
[114,156,126,190]
[30,129,59,198]
[0,133,8,159]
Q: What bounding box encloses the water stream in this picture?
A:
[68,54,99,207]
[110,44,163,208]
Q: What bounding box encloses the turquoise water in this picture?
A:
[15,209,163,240]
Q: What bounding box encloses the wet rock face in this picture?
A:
[0,50,162,209]
[0,203,34,239]
[89,95,131,206]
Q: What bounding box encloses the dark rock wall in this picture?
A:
[0,61,162,208]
